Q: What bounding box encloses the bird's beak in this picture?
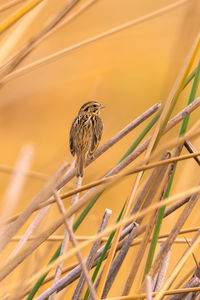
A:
[100,104,106,109]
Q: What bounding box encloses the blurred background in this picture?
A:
[0,0,200,297]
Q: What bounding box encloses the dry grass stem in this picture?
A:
[72,209,112,300]
[169,266,200,299]
[32,191,198,299]
[0,0,190,85]
[0,0,25,13]
[132,152,170,215]
[44,0,99,40]
[0,146,34,255]
[0,164,48,181]
[154,245,172,291]
[38,151,200,213]
[154,234,200,300]
[102,153,171,296]
[0,0,46,65]
[167,230,200,293]
[0,145,33,229]
[145,32,200,159]
[101,223,139,298]
[7,204,51,260]
[145,275,153,300]
[91,287,200,299]
[1,105,199,297]
[122,152,171,294]
[33,224,136,299]
[0,0,44,34]
[7,184,200,292]
[0,163,68,255]
[0,0,81,81]
[9,226,200,243]
[184,140,200,166]
[0,0,100,87]
[149,190,200,279]
[96,176,140,296]
[122,182,165,293]
[24,197,197,299]
[49,176,82,300]
[52,189,98,300]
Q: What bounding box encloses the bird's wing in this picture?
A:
[69,118,76,156]
[89,116,103,156]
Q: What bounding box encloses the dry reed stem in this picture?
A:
[7,164,69,264]
[0,0,190,85]
[0,0,99,85]
[102,153,171,297]
[43,0,99,40]
[101,223,139,299]
[167,229,200,292]
[145,31,200,160]
[0,0,44,34]
[0,0,81,80]
[0,165,48,181]
[0,146,34,253]
[95,287,200,299]
[8,184,200,292]
[3,124,200,273]
[0,145,33,229]
[169,265,200,299]
[2,120,199,274]
[32,195,197,299]
[154,245,172,291]
[22,225,135,298]
[73,209,112,300]
[1,116,198,290]
[184,141,200,166]
[0,0,25,13]
[132,152,169,215]
[96,153,169,295]
[136,152,171,222]
[116,23,196,291]
[0,163,68,254]
[38,287,200,300]
[52,189,98,300]
[7,204,51,260]
[154,234,200,300]
[96,177,139,296]
[173,266,196,290]
[13,237,196,295]
[149,191,200,279]
[0,0,46,65]
[145,275,153,300]
[9,225,200,242]
[50,176,82,300]
[123,211,158,295]
[35,151,200,214]
[121,153,171,295]
[23,198,196,299]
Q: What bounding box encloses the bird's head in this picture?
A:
[79,101,105,115]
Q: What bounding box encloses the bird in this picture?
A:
[69,101,105,177]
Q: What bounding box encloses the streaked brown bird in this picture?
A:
[69,101,105,177]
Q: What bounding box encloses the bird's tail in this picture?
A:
[76,153,85,177]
